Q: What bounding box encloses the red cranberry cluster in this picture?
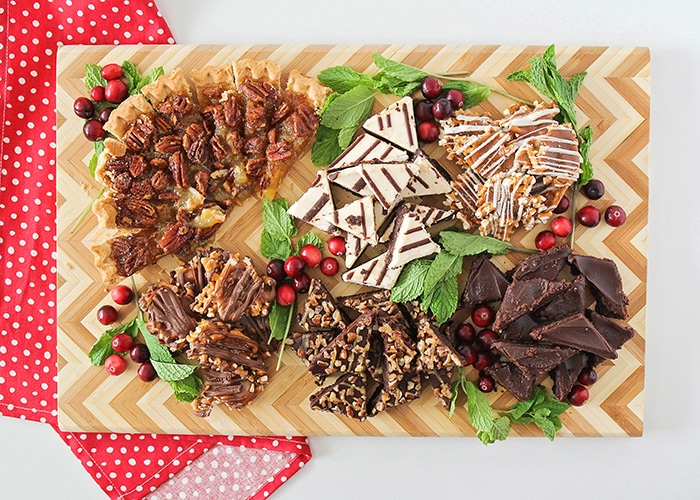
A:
[453,303,499,393]
[414,76,465,143]
[98,284,157,382]
[73,63,129,142]
[267,236,346,307]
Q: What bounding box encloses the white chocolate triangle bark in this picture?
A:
[362,96,419,153]
[323,196,380,245]
[327,133,409,171]
[401,151,452,197]
[287,170,336,233]
[359,162,419,210]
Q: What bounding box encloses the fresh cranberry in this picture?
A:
[104,354,127,376]
[276,283,296,307]
[577,367,598,386]
[417,121,440,143]
[471,304,494,328]
[137,362,158,382]
[473,351,494,371]
[99,107,113,124]
[110,284,134,305]
[568,384,589,406]
[456,322,476,344]
[581,179,605,200]
[604,205,627,227]
[101,63,123,81]
[327,236,346,256]
[577,205,601,227]
[283,255,305,278]
[299,244,322,268]
[83,119,106,141]
[97,304,118,325]
[73,96,94,119]
[129,344,150,363]
[553,195,570,214]
[90,85,106,102]
[266,259,287,281]
[105,79,128,103]
[475,329,499,350]
[477,374,496,393]
[535,230,557,251]
[111,333,133,353]
[320,257,340,276]
[414,100,434,122]
[431,98,453,120]
[456,343,477,366]
[550,216,573,237]
[421,76,442,99]
[445,88,465,109]
[291,272,311,294]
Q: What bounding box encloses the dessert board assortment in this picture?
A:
[57,44,648,437]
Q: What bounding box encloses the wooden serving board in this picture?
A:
[57,45,649,437]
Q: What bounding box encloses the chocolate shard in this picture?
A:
[499,313,538,341]
[486,362,535,402]
[337,289,405,323]
[342,252,401,290]
[384,207,440,269]
[462,253,511,307]
[323,196,378,243]
[493,278,570,331]
[359,161,419,210]
[309,372,369,421]
[326,164,372,197]
[569,254,629,319]
[586,310,636,366]
[533,274,588,323]
[529,312,616,359]
[415,315,465,373]
[491,339,577,379]
[510,244,571,281]
[298,278,348,332]
[425,367,455,409]
[401,150,452,197]
[288,329,339,364]
[550,352,588,402]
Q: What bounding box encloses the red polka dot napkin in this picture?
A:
[0,1,311,499]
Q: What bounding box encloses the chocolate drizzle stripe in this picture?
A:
[363,168,389,208]
[401,102,414,147]
[398,238,432,253]
[380,167,402,193]
[302,192,330,221]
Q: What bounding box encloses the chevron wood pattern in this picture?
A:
[56,45,649,437]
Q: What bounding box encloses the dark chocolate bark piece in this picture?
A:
[309,372,369,421]
[529,312,616,359]
[533,274,588,323]
[486,362,535,402]
[462,253,511,307]
[550,351,588,402]
[510,244,571,281]
[493,278,570,331]
[491,340,577,379]
[369,370,422,416]
[337,288,405,322]
[415,315,465,372]
[499,313,538,341]
[288,330,338,364]
[298,278,348,331]
[586,310,636,366]
[569,254,629,319]
[425,367,455,410]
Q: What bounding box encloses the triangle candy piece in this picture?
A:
[323,196,379,244]
[401,150,452,197]
[287,169,337,234]
[360,161,419,210]
[384,207,441,269]
[491,339,577,380]
[327,133,409,171]
[379,202,456,244]
[529,312,616,359]
[362,96,419,153]
[342,252,401,290]
[298,278,348,332]
[309,372,369,421]
[493,277,570,332]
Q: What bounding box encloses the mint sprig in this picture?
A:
[267,300,297,370]
[88,316,142,366]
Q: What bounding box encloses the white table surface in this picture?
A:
[3,0,700,498]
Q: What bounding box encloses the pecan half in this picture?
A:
[227,130,244,153]
[106,156,130,172]
[123,127,150,152]
[149,158,168,170]
[223,94,242,129]
[150,169,170,191]
[202,85,225,101]
[171,94,193,114]
[130,180,155,200]
[186,122,207,141]
[169,151,188,188]
[271,101,291,126]
[129,155,147,178]
[117,198,157,227]
[266,141,292,163]
[245,157,267,177]
[267,128,277,144]
[158,191,180,202]
[187,139,207,164]
[194,170,210,196]
[244,136,265,156]
[239,81,269,103]
[155,135,182,155]
[210,136,228,160]
[112,172,132,192]
[245,103,266,131]
[159,223,196,254]
[111,235,153,277]
[293,103,320,138]
[152,114,172,134]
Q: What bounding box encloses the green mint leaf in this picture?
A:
[268,301,295,342]
[491,416,512,441]
[261,198,297,242]
[88,140,105,177]
[297,231,324,253]
[142,329,178,364]
[317,66,374,94]
[464,380,494,434]
[371,53,428,83]
[534,414,557,441]
[260,229,293,260]
[391,258,432,303]
[88,333,117,366]
[577,124,594,186]
[171,373,202,403]
[567,71,587,102]
[150,359,198,382]
[311,125,344,167]
[428,277,459,324]
[84,64,107,92]
[135,66,165,94]
[438,231,512,257]
[320,85,375,130]
[337,126,357,150]
[506,69,530,83]
[423,250,463,292]
[371,71,422,97]
[441,81,491,109]
[121,60,142,95]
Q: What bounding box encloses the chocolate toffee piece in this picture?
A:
[499,313,538,341]
[586,310,636,366]
[461,253,511,307]
[510,244,571,281]
[401,150,452,197]
[308,311,377,380]
[298,278,348,331]
[309,372,369,421]
[485,362,535,402]
[287,169,337,234]
[327,133,408,171]
[362,96,419,153]
[425,367,455,409]
[569,254,629,319]
[416,315,465,373]
[550,351,588,402]
[140,283,198,351]
[337,289,404,323]
[493,278,570,331]
[171,246,231,296]
[289,330,339,364]
[491,340,577,379]
[529,312,616,359]
[533,274,588,323]
[369,369,422,416]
